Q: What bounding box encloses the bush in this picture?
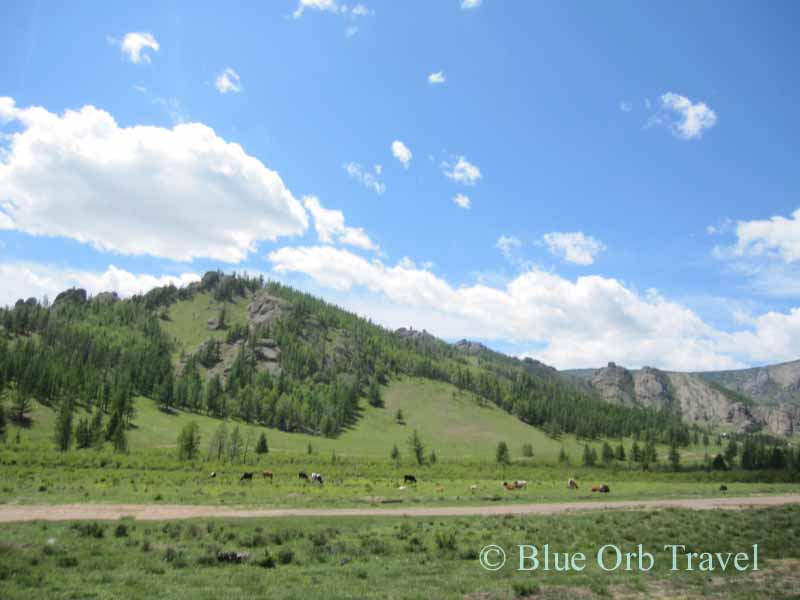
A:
[114,524,129,538]
[512,582,540,597]
[434,529,457,552]
[521,444,534,458]
[277,548,294,565]
[57,556,79,568]
[71,522,105,539]
[257,550,276,569]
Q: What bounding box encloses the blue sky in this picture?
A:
[1,0,800,370]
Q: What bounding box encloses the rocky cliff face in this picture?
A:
[591,362,637,406]
[587,363,765,433]
[700,359,800,406]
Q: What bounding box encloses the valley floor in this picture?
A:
[1,505,799,599]
[1,493,800,523]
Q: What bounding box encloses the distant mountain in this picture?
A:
[564,361,800,436]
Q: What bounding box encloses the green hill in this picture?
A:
[0,271,702,461]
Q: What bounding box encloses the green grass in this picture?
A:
[9,377,732,464]
[160,291,251,358]
[1,506,799,599]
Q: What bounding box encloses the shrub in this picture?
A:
[257,550,276,569]
[277,548,294,565]
[71,522,105,539]
[434,529,457,552]
[114,524,129,538]
[57,556,79,568]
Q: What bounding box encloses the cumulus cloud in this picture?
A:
[657,92,717,139]
[496,235,521,260]
[543,231,606,265]
[117,32,159,64]
[619,101,632,112]
[442,156,482,186]
[267,244,800,370]
[293,0,340,18]
[428,71,446,84]
[0,262,199,308]
[453,194,471,209]
[215,68,242,94]
[0,97,308,262]
[727,208,800,263]
[461,0,482,9]
[391,140,412,168]
[344,162,386,194]
[303,197,378,251]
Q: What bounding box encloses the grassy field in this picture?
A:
[8,377,731,464]
[1,506,799,599]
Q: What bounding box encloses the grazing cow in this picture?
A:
[240,472,254,482]
[503,481,518,491]
[262,470,273,481]
[469,484,478,492]
[514,480,527,489]
[209,471,217,479]
[591,485,601,492]
[311,472,324,485]
[599,484,610,493]
[567,478,579,490]
[404,474,417,485]
[299,471,310,482]
[720,484,728,492]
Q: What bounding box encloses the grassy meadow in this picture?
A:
[2,505,799,599]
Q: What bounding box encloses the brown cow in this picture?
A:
[262,470,273,481]
[567,478,578,490]
[503,481,524,491]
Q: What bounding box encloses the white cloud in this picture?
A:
[346,26,359,38]
[0,97,308,263]
[442,155,482,186]
[0,262,199,308]
[543,231,606,265]
[215,68,242,94]
[118,32,159,64]
[391,140,412,168]
[303,196,378,251]
[496,235,521,260]
[267,244,800,370]
[344,162,386,194]
[729,208,800,263]
[351,4,371,16]
[658,92,717,140]
[461,0,482,9]
[428,71,446,85]
[293,0,340,18]
[453,193,471,209]
[619,101,632,112]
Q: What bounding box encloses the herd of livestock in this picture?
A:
[207,471,613,493]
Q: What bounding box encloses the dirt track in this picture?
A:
[1,494,799,523]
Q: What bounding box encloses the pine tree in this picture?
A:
[228,425,243,463]
[631,441,642,462]
[112,420,128,453]
[255,432,269,454]
[558,447,569,464]
[711,453,728,471]
[177,422,201,460]
[390,444,400,466]
[724,440,739,464]
[496,441,510,465]
[208,422,228,461]
[90,409,104,448]
[582,444,596,467]
[668,444,681,471]
[0,400,5,441]
[615,443,626,461]
[408,429,425,465]
[428,449,437,465]
[601,442,614,465]
[75,418,92,449]
[367,378,383,408]
[3,382,32,424]
[522,443,534,458]
[395,408,404,424]
[54,398,74,452]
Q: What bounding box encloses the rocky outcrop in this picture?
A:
[699,359,800,406]
[586,362,764,433]
[454,339,490,354]
[633,367,674,410]
[53,288,87,307]
[93,291,119,304]
[247,292,288,329]
[754,404,800,436]
[591,362,636,406]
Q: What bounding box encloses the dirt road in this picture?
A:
[1,494,799,523]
